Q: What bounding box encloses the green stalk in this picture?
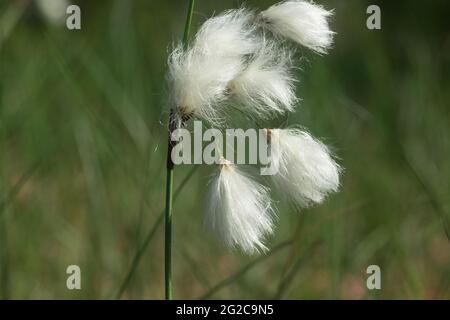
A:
[164,0,196,300]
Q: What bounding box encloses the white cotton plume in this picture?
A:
[204,157,274,254]
[259,1,335,54]
[267,128,340,207]
[167,9,259,124]
[228,41,297,117]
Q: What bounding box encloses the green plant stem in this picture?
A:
[164,0,196,300]
[199,241,292,300]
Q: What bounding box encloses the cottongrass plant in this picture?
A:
[164,0,340,299]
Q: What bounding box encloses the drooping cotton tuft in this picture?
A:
[228,41,297,117]
[258,0,335,54]
[204,157,274,254]
[267,128,340,207]
[167,9,259,124]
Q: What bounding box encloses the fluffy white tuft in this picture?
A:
[204,158,274,254]
[268,128,340,207]
[228,41,297,117]
[167,9,259,124]
[194,8,258,57]
[259,0,335,54]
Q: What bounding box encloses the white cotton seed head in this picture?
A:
[229,41,297,118]
[194,8,259,57]
[259,1,335,54]
[204,157,274,254]
[36,0,69,25]
[268,128,341,207]
[167,9,259,124]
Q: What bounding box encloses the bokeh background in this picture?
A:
[1,0,449,299]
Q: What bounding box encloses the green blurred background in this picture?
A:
[1,0,449,299]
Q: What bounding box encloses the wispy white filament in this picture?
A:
[259,0,335,54]
[36,0,69,25]
[268,128,340,207]
[167,3,341,256]
[229,41,297,117]
[204,158,274,254]
[167,9,259,123]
